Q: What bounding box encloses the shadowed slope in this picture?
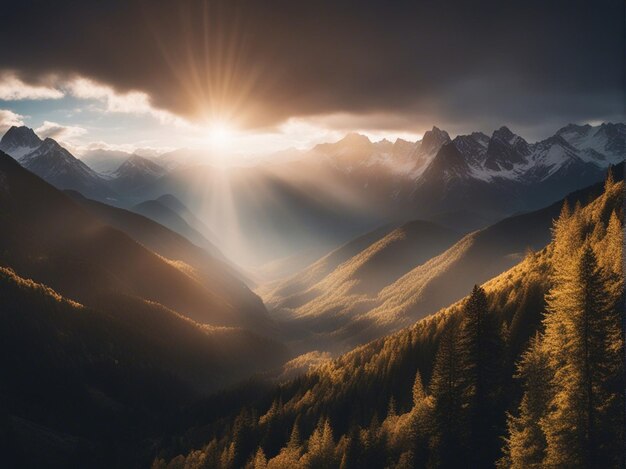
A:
[0,267,287,467]
[130,197,226,262]
[68,191,254,289]
[0,151,272,332]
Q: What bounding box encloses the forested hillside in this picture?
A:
[264,168,620,355]
[0,267,287,467]
[154,172,623,468]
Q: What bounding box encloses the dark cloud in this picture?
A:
[1,0,624,135]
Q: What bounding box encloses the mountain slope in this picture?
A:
[130,197,227,261]
[157,172,623,469]
[0,266,287,467]
[67,191,250,288]
[264,220,461,353]
[156,193,221,244]
[361,165,622,333]
[0,151,272,332]
[258,223,399,305]
[20,137,115,200]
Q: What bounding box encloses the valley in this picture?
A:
[0,123,623,468]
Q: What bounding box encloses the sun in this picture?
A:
[207,122,235,148]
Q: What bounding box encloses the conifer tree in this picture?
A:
[456,284,504,466]
[412,370,426,407]
[428,326,464,468]
[261,399,284,457]
[252,447,268,469]
[287,419,301,450]
[542,243,619,467]
[599,210,623,279]
[264,417,304,468]
[338,428,360,469]
[409,370,432,467]
[307,418,336,469]
[499,333,551,468]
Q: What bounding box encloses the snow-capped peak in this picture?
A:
[113,154,166,178]
[0,125,43,160]
[557,122,625,165]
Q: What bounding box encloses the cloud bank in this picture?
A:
[1,0,623,136]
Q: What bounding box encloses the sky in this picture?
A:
[0,0,624,159]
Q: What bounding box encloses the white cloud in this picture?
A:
[73,140,172,158]
[0,71,189,127]
[36,120,87,142]
[0,109,25,133]
[65,77,187,126]
[0,72,64,100]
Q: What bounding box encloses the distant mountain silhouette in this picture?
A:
[79,147,134,174]
[0,150,273,332]
[156,193,221,243]
[131,197,223,258]
[109,154,166,194]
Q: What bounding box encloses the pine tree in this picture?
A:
[550,200,584,276]
[252,447,268,469]
[499,333,551,468]
[220,441,236,469]
[542,243,620,467]
[338,428,360,469]
[307,418,336,469]
[260,399,284,457]
[598,210,623,279]
[412,370,426,407]
[456,284,504,466]
[604,165,616,192]
[542,203,584,386]
[287,419,301,450]
[428,326,464,468]
[409,369,433,467]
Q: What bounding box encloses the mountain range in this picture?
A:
[119,122,624,266]
[0,122,623,268]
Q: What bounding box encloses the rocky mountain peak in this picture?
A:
[419,126,451,155]
[0,125,43,160]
